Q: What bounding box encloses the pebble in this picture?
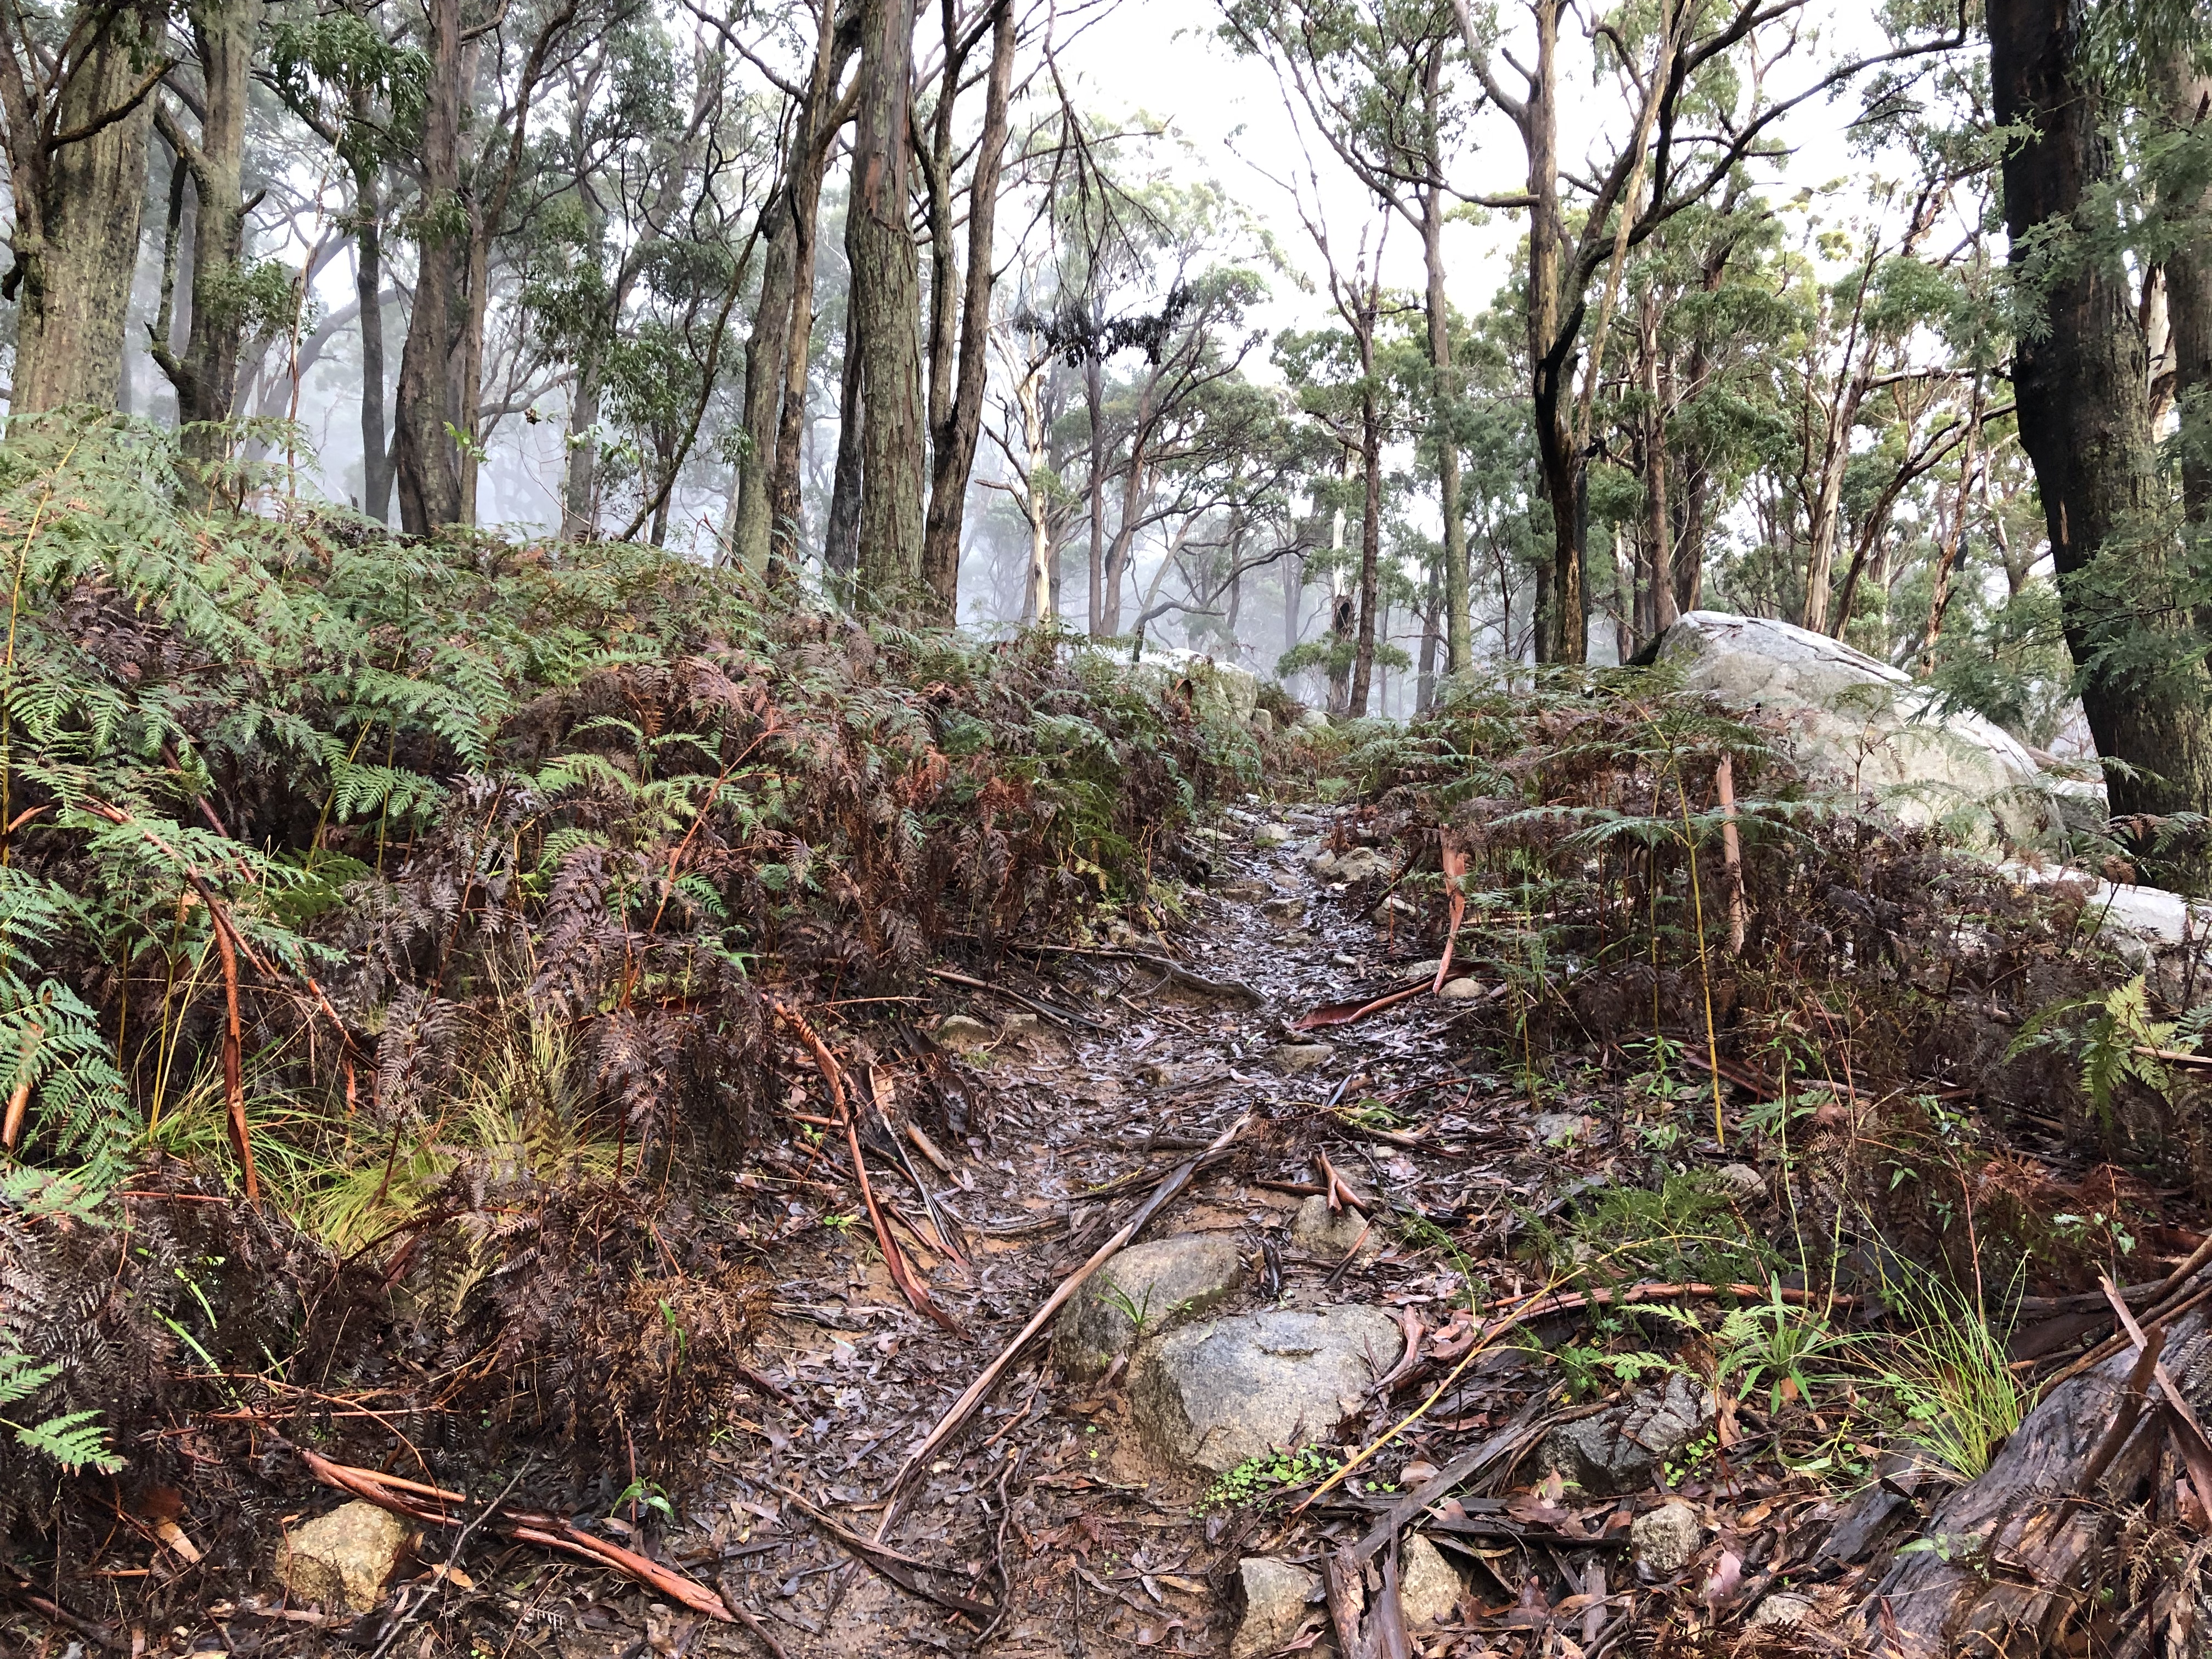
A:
[1630,1499,1704,1578]
[1232,1558,1318,1658]
[1274,1041,1334,1074]
[1438,977,1484,1000]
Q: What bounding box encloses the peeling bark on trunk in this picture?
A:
[846,0,927,613]
[3,0,160,416]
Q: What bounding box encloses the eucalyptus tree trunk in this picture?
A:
[769,11,850,571]
[1989,0,2212,849]
[1419,53,1470,676]
[353,153,394,522]
[3,1,160,415]
[2160,53,2212,522]
[825,341,864,580]
[393,0,467,532]
[845,0,928,612]
[920,0,1017,614]
[1346,328,1383,717]
[735,0,848,574]
[151,0,253,470]
[1085,341,1105,635]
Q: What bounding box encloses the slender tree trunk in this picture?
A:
[1989,0,2212,850]
[1085,340,1105,635]
[1019,362,1051,622]
[825,338,864,580]
[354,158,394,522]
[1420,59,1470,676]
[2161,53,2212,522]
[732,204,799,568]
[736,2,845,573]
[769,68,844,567]
[1284,549,1301,659]
[1642,285,1678,635]
[1348,341,1383,716]
[846,0,927,612]
[921,0,1015,614]
[394,0,466,532]
[1522,0,1579,664]
[7,3,158,415]
[563,354,604,538]
[1417,556,1441,711]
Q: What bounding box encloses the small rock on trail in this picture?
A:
[276,1501,409,1614]
[1051,1233,1243,1381]
[1537,1373,1713,1497]
[1631,1498,1704,1578]
[1232,1557,1320,1658]
[1290,1194,1383,1262]
[1128,1304,1403,1471]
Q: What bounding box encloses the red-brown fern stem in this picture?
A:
[79,801,264,1201]
[771,999,963,1336]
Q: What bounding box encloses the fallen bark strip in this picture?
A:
[1347,1392,1554,1566]
[882,1111,1251,1500]
[287,1446,733,1622]
[773,1000,964,1336]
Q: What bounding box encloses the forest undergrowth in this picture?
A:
[4,420,2211,1655]
[0,414,1246,1584]
[1266,670,2212,1652]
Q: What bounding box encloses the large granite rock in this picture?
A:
[1534,1373,1713,1497]
[1129,1305,1403,1472]
[1136,650,1260,726]
[277,1500,409,1613]
[1051,1234,1244,1381]
[1653,611,2063,853]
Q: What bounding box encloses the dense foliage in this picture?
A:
[0,416,1242,1526]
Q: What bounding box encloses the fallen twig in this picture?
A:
[1009,941,1262,1003]
[1295,1279,1850,1517]
[927,966,1106,1030]
[287,1446,733,1621]
[774,1001,964,1336]
[3,1578,126,1651]
[882,1112,1251,1499]
[783,1488,998,1621]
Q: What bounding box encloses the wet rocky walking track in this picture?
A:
[545,799,1792,1659]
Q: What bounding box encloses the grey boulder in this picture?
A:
[1130,1305,1403,1472]
[1653,610,2064,853]
[1051,1234,1243,1381]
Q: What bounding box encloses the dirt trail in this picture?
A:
[628,794,1541,1659]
